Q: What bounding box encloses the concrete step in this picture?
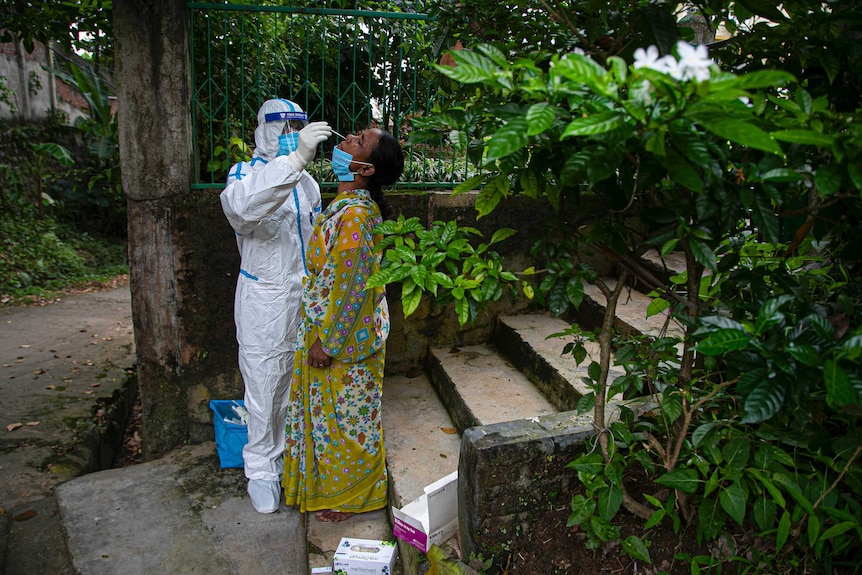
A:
[306,371,462,575]
[494,313,626,412]
[427,344,558,432]
[581,278,686,340]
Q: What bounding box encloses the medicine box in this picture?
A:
[392,470,458,554]
[332,537,398,575]
[209,399,248,469]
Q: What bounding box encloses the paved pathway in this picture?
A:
[0,284,307,574]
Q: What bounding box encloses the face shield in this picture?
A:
[254,99,309,161]
[264,110,309,132]
[265,108,309,158]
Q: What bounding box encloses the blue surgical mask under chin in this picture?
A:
[331,147,356,181]
[332,147,374,182]
[277,132,299,157]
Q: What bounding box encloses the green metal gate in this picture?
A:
[189,3,464,190]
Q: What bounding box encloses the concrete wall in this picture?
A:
[458,397,658,565]
[169,186,565,445]
[0,39,93,124]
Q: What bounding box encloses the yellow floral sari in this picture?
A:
[282,189,389,513]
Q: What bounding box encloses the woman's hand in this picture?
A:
[308,337,331,369]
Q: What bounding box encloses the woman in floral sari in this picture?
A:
[283,128,403,522]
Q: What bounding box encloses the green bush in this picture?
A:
[0,214,128,302]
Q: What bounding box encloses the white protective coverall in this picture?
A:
[220,98,330,513]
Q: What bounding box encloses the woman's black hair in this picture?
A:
[367,130,404,220]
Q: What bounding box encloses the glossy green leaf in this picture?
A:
[486,117,529,160]
[773,473,815,514]
[733,70,795,89]
[566,277,584,309]
[815,165,841,196]
[597,484,623,520]
[646,296,670,318]
[436,61,494,84]
[741,378,785,423]
[489,228,517,246]
[818,521,856,543]
[748,190,780,244]
[655,468,700,494]
[824,359,857,407]
[752,495,777,531]
[772,130,834,147]
[644,508,666,530]
[526,103,556,136]
[401,285,423,317]
[410,264,430,289]
[719,482,747,525]
[696,328,749,355]
[695,118,782,155]
[661,393,683,424]
[455,297,469,326]
[561,112,626,138]
[697,497,726,541]
[776,511,791,552]
[760,168,802,182]
[567,494,595,527]
[691,421,719,448]
[722,438,751,470]
[787,344,820,366]
[659,147,703,193]
[621,536,651,563]
[519,169,540,198]
[567,453,605,475]
[475,176,509,218]
[552,53,604,85]
[453,175,484,195]
[807,515,821,547]
[689,238,717,271]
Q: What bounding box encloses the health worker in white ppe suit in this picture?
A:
[220,98,332,513]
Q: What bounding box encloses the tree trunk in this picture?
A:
[115,0,194,459]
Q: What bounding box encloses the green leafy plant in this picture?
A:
[379,17,862,569]
[368,215,529,325]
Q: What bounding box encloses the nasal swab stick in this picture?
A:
[331,129,346,139]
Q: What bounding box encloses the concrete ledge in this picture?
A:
[457,397,658,565]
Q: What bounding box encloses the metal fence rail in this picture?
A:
[189,2,464,190]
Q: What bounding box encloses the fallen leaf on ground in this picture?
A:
[19,344,31,348]
[2,364,10,368]
[13,509,37,521]
[26,421,39,426]
[32,369,45,375]
[90,383,101,387]
[46,385,56,390]
[440,427,458,434]
[6,423,23,432]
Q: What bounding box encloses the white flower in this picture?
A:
[658,54,683,80]
[675,41,714,82]
[633,45,662,70]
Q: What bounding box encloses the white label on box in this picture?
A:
[332,537,397,575]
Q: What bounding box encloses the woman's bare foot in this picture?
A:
[315,510,355,523]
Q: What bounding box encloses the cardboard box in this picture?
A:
[209,399,248,469]
[332,537,398,575]
[392,470,458,553]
